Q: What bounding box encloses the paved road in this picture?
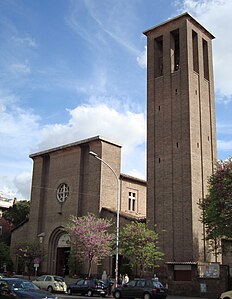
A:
[56,295,206,299]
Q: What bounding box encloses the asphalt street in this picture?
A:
[56,295,208,299]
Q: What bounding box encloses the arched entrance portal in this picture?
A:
[48,228,70,276]
[56,234,70,276]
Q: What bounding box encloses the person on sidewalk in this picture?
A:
[123,274,129,285]
[106,274,112,296]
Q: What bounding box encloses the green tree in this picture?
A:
[65,213,114,277]
[15,240,43,279]
[0,242,13,272]
[199,158,232,259]
[3,200,30,226]
[120,221,164,277]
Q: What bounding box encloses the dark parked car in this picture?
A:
[112,278,167,299]
[0,277,57,299]
[67,278,107,297]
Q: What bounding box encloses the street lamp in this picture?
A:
[89,151,120,286]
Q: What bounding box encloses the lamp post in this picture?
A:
[89,151,120,286]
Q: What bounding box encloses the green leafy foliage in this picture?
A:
[199,158,232,256]
[0,242,13,272]
[14,240,43,278]
[3,200,30,226]
[120,221,164,277]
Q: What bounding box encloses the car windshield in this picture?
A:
[152,281,164,288]
[54,276,64,282]
[11,280,39,290]
[127,280,136,287]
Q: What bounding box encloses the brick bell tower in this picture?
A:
[144,13,217,264]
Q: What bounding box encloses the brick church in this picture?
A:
[10,12,231,295]
[11,136,146,276]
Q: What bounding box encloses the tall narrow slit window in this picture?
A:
[128,191,136,212]
[171,29,180,72]
[192,30,199,73]
[203,38,209,80]
[154,36,163,77]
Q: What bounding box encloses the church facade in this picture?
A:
[11,136,146,276]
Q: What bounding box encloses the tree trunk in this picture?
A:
[87,258,93,277]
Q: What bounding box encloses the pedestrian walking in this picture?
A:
[118,274,123,285]
[123,274,129,285]
[106,274,112,296]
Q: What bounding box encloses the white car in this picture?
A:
[33,275,67,293]
[220,290,232,299]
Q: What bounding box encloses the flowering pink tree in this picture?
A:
[65,213,114,277]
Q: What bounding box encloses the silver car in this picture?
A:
[33,275,67,293]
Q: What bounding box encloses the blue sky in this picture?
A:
[0,0,232,200]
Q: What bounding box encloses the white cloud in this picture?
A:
[10,61,31,74]
[137,46,147,68]
[217,123,232,135]
[12,35,37,48]
[37,103,145,150]
[0,90,40,200]
[0,99,146,200]
[216,95,232,105]
[13,172,32,201]
[35,103,146,178]
[217,140,232,151]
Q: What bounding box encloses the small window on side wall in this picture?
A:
[128,192,136,212]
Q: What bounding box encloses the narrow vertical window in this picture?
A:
[171,29,180,72]
[154,36,163,77]
[128,192,136,212]
[192,30,199,73]
[203,39,209,80]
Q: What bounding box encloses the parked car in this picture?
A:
[220,289,232,299]
[67,277,107,297]
[0,277,57,299]
[112,278,167,299]
[32,274,67,293]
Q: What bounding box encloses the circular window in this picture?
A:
[56,183,69,203]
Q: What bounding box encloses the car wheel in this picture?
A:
[87,290,93,297]
[67,288,72,295]
[114,290,121,299]
[143,293,151,299]
[47,286,53,293]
